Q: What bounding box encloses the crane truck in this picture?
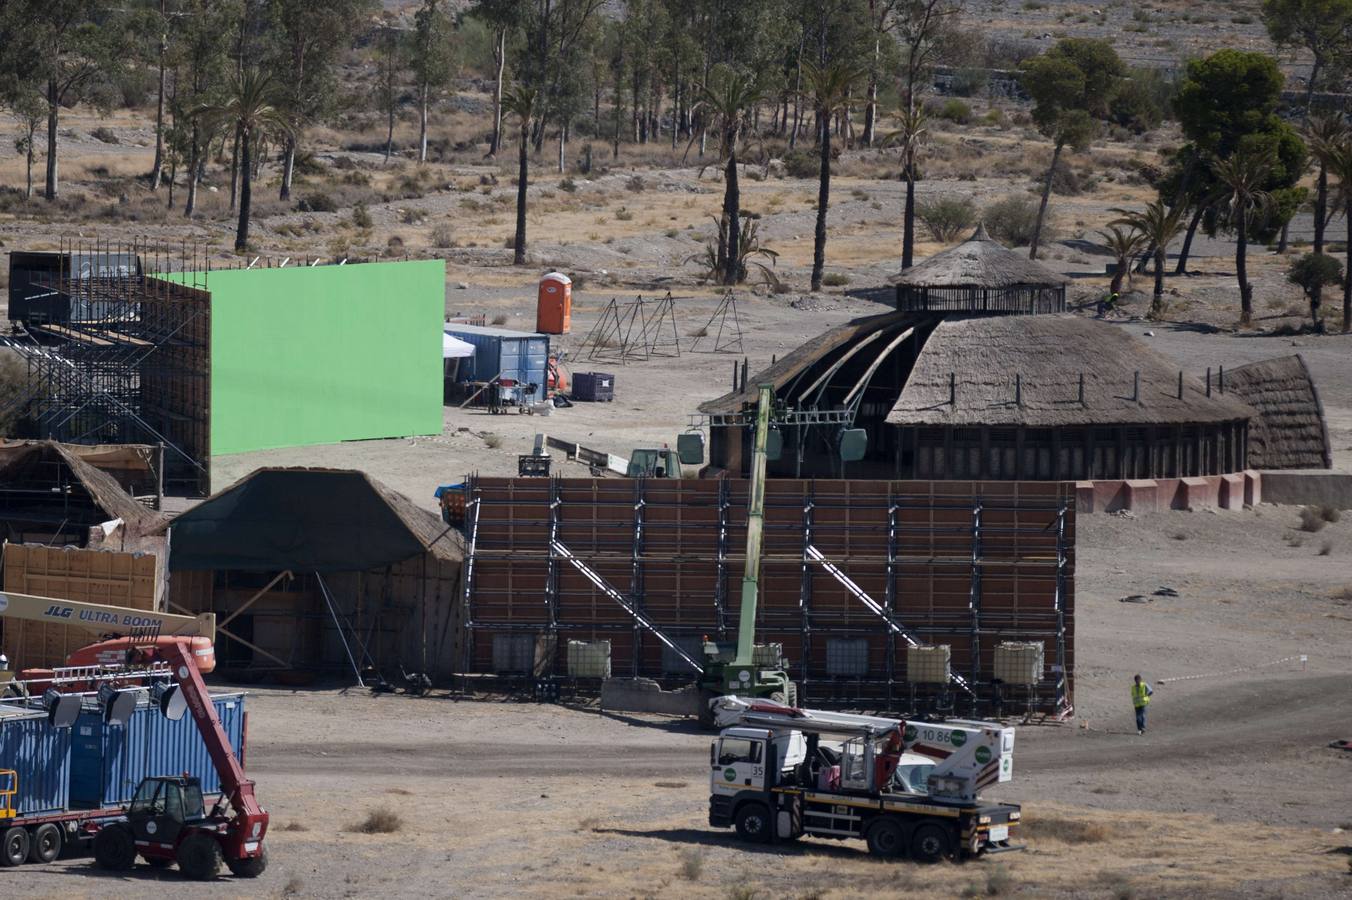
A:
[706,696,1020,863]
[695,384,796,722]
[0,593,268,879]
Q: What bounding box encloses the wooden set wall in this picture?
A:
[0,543,158,669]
[464,477,1073,711]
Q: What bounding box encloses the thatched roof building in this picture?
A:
[890,224,1068,315]
[1220,355,1331,470]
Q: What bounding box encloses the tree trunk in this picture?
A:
[1305,54,1322,118]
[418,82,429,164]
[1277,220,1289,254]
[722,145,741,285]
[167,155,176,209]
[514,124,529,265]
[1109,264,1124,296]
[557,127,564,174]
[44,79,59,201]
[229,126,241,211]
[1314,165,1328,254]
[1150,247,1166,318]
[1029,141,1062,260]
[151,14,167,190]
[1236,213,1251,326]
[185,128,200,216]
[235,132,253,252]
[1345,208,1351,332]
[863,72,877,147]
[385,100,395,163]
[279,136,295,201]
[811,114,831,292]
[25,140,34,200]
[489,28,506,156]
[1174,204,1204,275]
[902,148,916,270]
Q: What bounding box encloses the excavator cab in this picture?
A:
[128,776,206,848]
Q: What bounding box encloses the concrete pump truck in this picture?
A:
[706,696,1022,863]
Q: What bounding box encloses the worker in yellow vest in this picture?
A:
[1131,673,1154,734]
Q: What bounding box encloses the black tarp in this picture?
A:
[168,469,432,572]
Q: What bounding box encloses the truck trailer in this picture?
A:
[707,697,1021,863]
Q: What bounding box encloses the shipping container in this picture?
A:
[0,706,71,817]
[444,324,550,400]
[1,692,245,820]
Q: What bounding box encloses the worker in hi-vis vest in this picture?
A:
[1131,673,1154,734]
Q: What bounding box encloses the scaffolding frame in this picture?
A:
[1,238,212,496]
[461,476,1074,716]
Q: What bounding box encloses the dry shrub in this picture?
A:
[677,848,704,880]
[281,821,309,832]
[1320,541,1333,556]
[1299,507,1329,532]
[283,876,304,896]
[482,433,503,449]
[1319,505,1342,523]
[1021,815,1109,844]
[1098,871,1137,900]
[430,225,456,248]
[348,806,403,834]
[490,314,509,325]
[1332,585,1352,600]
[576,816,600,832]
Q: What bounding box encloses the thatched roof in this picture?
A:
[1220,355,1330,469]
[0,440,164,530]
[159,467,462,571]
[890,224,1069,288]
[698,311,924,414]
[886,316,1254,427]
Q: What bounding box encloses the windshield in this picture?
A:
[893,763,935,795]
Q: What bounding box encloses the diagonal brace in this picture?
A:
[805,544,975,697]
[551,538,704,675]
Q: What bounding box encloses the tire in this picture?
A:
[93,824,136,871]
[910,822,953,864]
[734,802,772,844]
[1,826,29,867]
[226,844,269,878]
[176,833,223,881]
[28,824,61,864]
[865,817,905,857]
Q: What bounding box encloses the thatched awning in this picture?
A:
[890,224,1069,289]
[698,311,922,414]
[1220,355,1330,469]
[0,440,164,529]
[886,316,1254,428]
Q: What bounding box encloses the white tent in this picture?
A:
[443,332,475,359]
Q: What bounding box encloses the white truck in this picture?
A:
[707,697,1021,862]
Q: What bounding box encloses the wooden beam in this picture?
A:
[218,570,293,631]
[842,328,916,408]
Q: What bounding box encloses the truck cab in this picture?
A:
[626,448,681,478]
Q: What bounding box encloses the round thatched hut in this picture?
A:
[890,224,1068,314]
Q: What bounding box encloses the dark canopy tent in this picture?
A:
[167,468,455,572]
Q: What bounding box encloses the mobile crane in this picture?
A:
[707,696,1021,862]
[0,593,267,879]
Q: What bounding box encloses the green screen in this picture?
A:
[206,260,444,456]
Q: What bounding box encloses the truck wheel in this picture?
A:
[226,844,269,878]
[176,833,223,880]
[696,689,718,730]
[28,824,61,864]
[93,824,136,871]
[734,803,772,843]
[910,822,953,864]
[1,826,29,866]
[864,818,905,857]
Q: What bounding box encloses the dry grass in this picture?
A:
[1300,507,1330,532]
[1021,814,1111,844]
[677,847,703,880]
[281,821,309,832]
[482,433,503,449]
[490,314,509,325]
[282,875,305,896]
[347,806,404,834]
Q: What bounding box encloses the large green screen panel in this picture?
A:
[208,260,444,455]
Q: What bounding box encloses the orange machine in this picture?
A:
[536,272,572,334]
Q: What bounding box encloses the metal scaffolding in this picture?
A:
[460,476,1074,716]
[1,238,212,496]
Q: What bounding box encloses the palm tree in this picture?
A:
[694,68,764,285]
[1322,137,1352,332]
[801,61,864,292]
[1306,115,1349,257]
[884,102,928,271]
[1098,224,1147,297]
[194,69,289,252]
[1110,200,1188,319]
[501,84,539,266]
[1211,150,1274,326]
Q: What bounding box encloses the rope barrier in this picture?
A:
[1157,654,1307,684]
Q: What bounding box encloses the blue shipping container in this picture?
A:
[0,707,72,817]
[444,324,549,395]
[1,692,245,819]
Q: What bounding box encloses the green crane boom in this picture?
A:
[734,384,774,667]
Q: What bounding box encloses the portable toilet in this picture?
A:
[536,272,572,334]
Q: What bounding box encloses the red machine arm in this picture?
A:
[160,640,268,858]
